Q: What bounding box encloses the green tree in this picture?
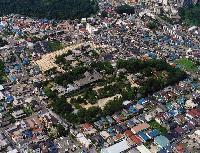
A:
[115,4,135,14]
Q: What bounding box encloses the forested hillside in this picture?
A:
[0,0,98,19]
[179,4,200,26]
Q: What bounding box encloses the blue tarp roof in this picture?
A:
[138,98,146,105]
[6,95,14,103]
[9,76,16,82]
[4,67,10,73]
[154,135,170,148]
[148,129,160,138]
[22,130,33,138]
[138,132,150,141]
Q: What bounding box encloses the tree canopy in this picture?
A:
[0,38,8,47]
[179,4,200,26]
[115,4,135,15]
[0,0,98,19]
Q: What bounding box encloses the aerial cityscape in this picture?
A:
[0,0,199,153]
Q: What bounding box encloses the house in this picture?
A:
[174,126,185,135]
[138,132,150,142]
[127,119,136,128]
[147,129,160,138]
[82,123,97,134]
[12,110,25,119]
[0,85,4,91]
[155,112,170,125]
[186,109,200,119]
[74,70,102,88]
[76,133,92,148]
[131,123,150,134]
[185,99,198,109]
[124,130,134,138]
[154,135,170,149]
[144,114,153,122]
[0,92,4,100]
[174,143,187,153]
[123,100,132,108]
[101,139,131,153]
[129,135,142,145]
[82,123,93,131]
[135,104,144,111]
[100,131,110,140]
[106,116,114,125]
[136,145,151,153]
[91,134,104,147]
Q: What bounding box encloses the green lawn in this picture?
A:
[148,120,168,135]
[176,58,197,72]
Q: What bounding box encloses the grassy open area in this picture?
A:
[148,120,168,135]
[176,58,197,72]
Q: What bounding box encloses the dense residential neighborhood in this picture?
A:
[0,0,199,153]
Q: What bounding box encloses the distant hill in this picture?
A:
[0,0,98,19]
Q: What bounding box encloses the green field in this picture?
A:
[176,58,197,71]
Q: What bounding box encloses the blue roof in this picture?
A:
[169,110,178,116]
[108,127,114,133]
[128,106,138,113]
[177,97,185,104]
[154,135,170,148]
[106,116,114,123]
[22,130,33,138]
[9,76,16,82]
[127,119,135,126]
[138,132,150,141]
[148,129,160,138]
[6,95,14,103]
[23,58,29,65]
[4,67,10,73]
[138,98,146,105]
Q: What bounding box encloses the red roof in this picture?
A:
[130,135,142,145]
[192,109,200,117]
[187,110,196,117]
[175,143,185,153]
[124,130,133,138]
[82,123,93,130]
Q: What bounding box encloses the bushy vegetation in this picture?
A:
[147,21,158,29]
[179,4,200,26]
[148,120,168,134]
[0,0,98,19]
[47,40,63,52]
[0,38,8,47]
[44,59,187,124]
[117,59,187,96]
[115,4,135,14]
[0,60,5,83]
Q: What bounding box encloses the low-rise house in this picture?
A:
[76,133,92,148]
[74,70,102,88]
[101,139,131,153]
[154,135,170,149]
[136,145,151,153]
[131,123,150,134]
[12,110,25,119]
[100,131,110,140]
[81,123,97,135]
